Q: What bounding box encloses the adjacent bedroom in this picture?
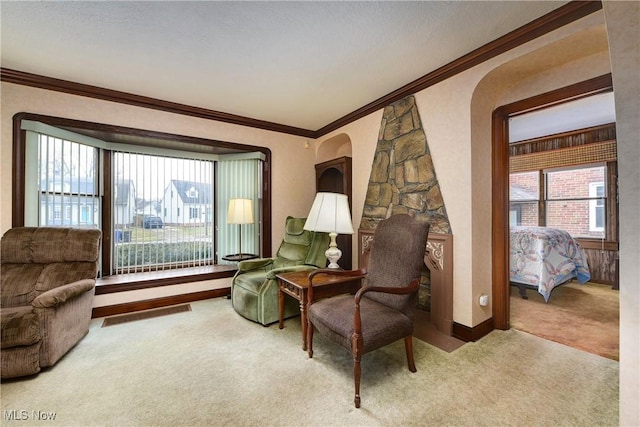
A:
[507,91,619,361]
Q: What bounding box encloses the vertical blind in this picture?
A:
[112,151,214,273]
[37,134,100,228]
[217,159,262,262]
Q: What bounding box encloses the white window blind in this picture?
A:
[113,151,214,274]
[217,159,262,262]
[36,134,100,228]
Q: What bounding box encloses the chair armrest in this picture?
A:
[237,258,274,272]
[266,265,322,280]
[32,279,96,309]
[352,278,420,335]
[354,277,420,303]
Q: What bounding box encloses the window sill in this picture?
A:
[95,265,237,295]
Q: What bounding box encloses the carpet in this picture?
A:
[510,281,619,360]
[0,297,618,426]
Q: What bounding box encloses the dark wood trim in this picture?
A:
[509,123,616,152]
[492,106,512,330]
[576,239,619,251]
[95,267,236,295]
[1,2,601,139]
[11,117,26,227]
[91,289,229,318]
[451,318,494,342]
[1,68,315,139]
[492,74,613,330]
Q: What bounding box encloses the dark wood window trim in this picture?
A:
[492,74,613,330]
[12,112,273,293]
[95,266,236,295]
[0,1,601,139]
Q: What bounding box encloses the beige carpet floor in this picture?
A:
[1,297,619,426]
[510,281,619,360]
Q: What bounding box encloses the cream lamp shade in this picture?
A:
[228,198,253,256]
[303,192,354,268]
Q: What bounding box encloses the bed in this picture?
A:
[510,226,590,302]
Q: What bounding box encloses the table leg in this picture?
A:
[278,286,285,329]
[300,290,307,351]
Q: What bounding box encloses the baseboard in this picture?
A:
[91,288,230,318]
[452,317,494,342]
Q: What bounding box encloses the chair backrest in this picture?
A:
[364,214,430,316]
[1,227,101,308]
[272,217,330,269]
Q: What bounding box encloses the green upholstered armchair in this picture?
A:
[231,216,330,326]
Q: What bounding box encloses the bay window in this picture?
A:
[13,113,271,287]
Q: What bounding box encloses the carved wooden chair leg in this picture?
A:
[353,354,362,408]
[352,331,364,408]
[405,336,417,372]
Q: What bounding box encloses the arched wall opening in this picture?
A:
[470,22,611,329]
[316,133,352,163]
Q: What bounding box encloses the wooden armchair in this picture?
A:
[306,214,430,408]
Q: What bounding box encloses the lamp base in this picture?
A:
[325,232,342,269]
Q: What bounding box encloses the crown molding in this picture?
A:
[0,68,316,138]
[1,1,601,139]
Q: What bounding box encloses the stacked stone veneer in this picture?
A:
[361,95,451,234]
[360,95,451,311]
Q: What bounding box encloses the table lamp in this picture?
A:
[227,198,254,257]
[303,192,354,269]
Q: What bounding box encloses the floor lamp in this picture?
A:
[303,192,354,269]
[228,198,254,257]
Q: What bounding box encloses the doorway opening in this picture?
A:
[492,74,615,331]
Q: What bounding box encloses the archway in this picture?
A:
[469,22,611,330]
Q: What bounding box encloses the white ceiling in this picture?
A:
[1,1,570,131]
[509,92,616,143]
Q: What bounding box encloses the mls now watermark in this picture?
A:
[4,410,57,421]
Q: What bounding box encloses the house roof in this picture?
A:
[510,185,538,201]
[1,1,579,133]
[170,180,212,205]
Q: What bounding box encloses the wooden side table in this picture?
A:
[276,270,362,351]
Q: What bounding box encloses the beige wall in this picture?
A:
[602,2,640,425]
[0,83,317,307]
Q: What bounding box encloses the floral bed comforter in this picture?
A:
[510,226,591,302]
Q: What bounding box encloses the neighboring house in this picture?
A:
[39,176,98,227]
[136,199,161,217]
[161,180,212,226]
[509,184,538,227]
[114,180,136,227]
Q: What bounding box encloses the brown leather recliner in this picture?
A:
[1,227,101,379]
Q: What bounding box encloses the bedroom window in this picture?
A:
[589,182,605,232]
[545,165,606,239]
[509,171,539,226]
